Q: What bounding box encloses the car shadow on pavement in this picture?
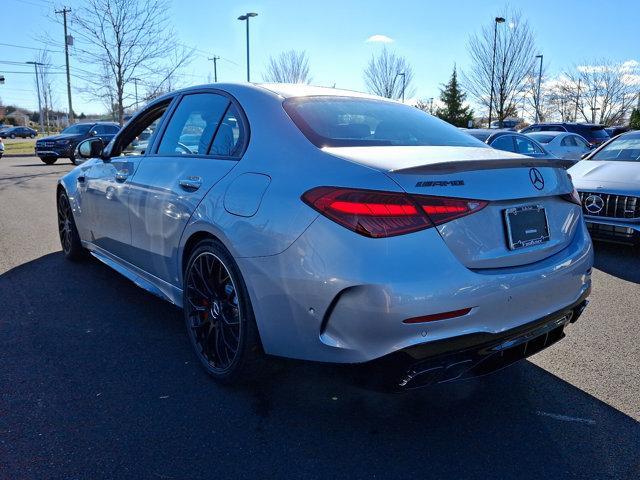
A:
[1,252,639,479]
[593,241,640,283]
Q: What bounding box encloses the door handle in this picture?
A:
[179,176,202,192]
[115,170,129,183]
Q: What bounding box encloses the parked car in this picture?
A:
[569,130,640,245]
[525,131,591,163]
[0,138,4,158]
[0,126,37,139]
[519,123,610,147]
[57,83,592,389]
[489,118,520,129]
[605,126,629,138]
[463,129,564,164]
[35,122,120,165]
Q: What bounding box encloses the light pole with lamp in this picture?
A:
[237,12,258,82]
[488,16,505,128]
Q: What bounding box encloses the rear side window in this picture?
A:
[490,135,516,152]
[515,137,544,155]
[158,93,230,155]
[561,136,577,147]
[589,127,610,140]
[527,133,555,144]
[209,103,245,157]
[541,125,564,132]
[283,96,484,148]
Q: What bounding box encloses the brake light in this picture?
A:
[302,187,488,238]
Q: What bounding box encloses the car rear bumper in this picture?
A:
[239,216,593,364]
[366,291,590,390]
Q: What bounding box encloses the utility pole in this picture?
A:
[26,61,45,134]
[208,56,220,82]
[395,72,406,103]
[574,78,581,122]
[488,16,505,128]
[429,97,434,114]
[534,54,544,123]
[56,7,74,124]
[132,77,140,110]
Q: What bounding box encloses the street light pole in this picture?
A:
[237,13,258,82]
[535,54,543,123]
[488,16,505,128]
[26,61,45,134]
[395,72,405,103]
[429,97,434,114]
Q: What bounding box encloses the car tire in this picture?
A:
[30,134,35,139]
[10,134,15,139]
[69,155,77,165]
[40,157,57,165]
[183,238,263,384]
[57,190,85,261]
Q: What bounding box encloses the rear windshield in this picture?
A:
[590,132,640,162]
[283,96,485,148]
[576,125,609,139]
[527,133,555,144]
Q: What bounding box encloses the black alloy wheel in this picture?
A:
[57,191,84,260]
[184,240,261,383]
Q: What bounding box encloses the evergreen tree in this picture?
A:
[435,67,474,127]
[629,108,640,130]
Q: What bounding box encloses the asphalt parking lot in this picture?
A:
[1,156,638,479]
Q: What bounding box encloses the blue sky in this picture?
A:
[1,0,639,114]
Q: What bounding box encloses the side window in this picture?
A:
[108,125,120,134]
[119,103,170,156]
[574,136,590,148]
[561,136,577,147]
[157,93,229,155]
[93,125,108,135]
[491,135,516,152]
[209,103,245,157]
[515,137,543,155]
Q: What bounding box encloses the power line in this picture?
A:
[0,42,63,54]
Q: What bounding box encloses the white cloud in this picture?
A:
[366,34,394,44]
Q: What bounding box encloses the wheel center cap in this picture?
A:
[211,301,221,318]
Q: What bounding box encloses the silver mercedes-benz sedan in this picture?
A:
[57,83,593,389]
[569,130,640,245]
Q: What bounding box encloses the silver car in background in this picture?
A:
[526,131,592,163]
[57,83,592,389]
[569,130,640,245]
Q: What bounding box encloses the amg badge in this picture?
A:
[415,180,465,187]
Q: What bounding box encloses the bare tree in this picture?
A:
[363,47,414,100]
[70,0,192,125]
[263,50,311,84]
[565,60,637,125]
[463,9,537,126]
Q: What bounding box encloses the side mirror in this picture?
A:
[77,137,105,161]
[89,130,98,137]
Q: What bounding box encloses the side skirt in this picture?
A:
[82,241,184,308]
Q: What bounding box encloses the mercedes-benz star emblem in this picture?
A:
[584,194,604,214]
[529,168,545,190]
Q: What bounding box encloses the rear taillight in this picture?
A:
[302,186,488,238]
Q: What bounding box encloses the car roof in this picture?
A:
[527,131,565,137]
[164,82,392,103]
[528,122,605,128]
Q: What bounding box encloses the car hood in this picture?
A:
[569,160,640,193]
[39,133,83,142]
